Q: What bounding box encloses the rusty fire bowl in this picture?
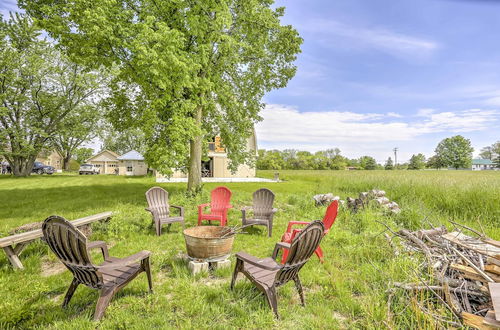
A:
[183,226,235,259]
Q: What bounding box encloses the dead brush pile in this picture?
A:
[383,221,500,328]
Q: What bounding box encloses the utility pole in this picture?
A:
[393,147,398,169]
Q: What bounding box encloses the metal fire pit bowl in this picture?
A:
[183,226,235,259]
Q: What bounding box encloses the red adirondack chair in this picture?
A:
[280,200,338,263]
[198,186,233,226]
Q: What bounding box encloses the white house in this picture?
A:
[471,159,496,171]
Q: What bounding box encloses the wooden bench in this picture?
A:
[0,211,113,269]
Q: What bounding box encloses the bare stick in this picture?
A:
[450,246,494,283]
[448,219,483,238]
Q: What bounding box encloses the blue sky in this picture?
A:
[2,0,499,162]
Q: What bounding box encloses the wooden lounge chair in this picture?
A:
[241,188,277,237]
[145,187,185,235]
[42,215,153,321]
[230,220,325,318]
[280,200,338,263]
[198,186,232,226]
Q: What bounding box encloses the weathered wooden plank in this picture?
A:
[488,257,500,267]
[3,246,24,269]
[483,310,500,328]
[483,238,500,249]
[451,263,500,283]
[489,283,500,322]
[485,264,500,276]
[0,211,112,248]
[442,232,500,257]
[461,312,496,330]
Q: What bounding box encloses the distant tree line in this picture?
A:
[258,135,500,171]
[256,148,382,170]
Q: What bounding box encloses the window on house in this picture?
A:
[127,166,133,172]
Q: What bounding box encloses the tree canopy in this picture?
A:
[434,135,473,169]
[0,15,101,176]
[408,153,426,170]
[23,0,302,191]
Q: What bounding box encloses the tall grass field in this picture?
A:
[0,170,498,329]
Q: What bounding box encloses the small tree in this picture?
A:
[435,135,473,169]
[73,147,95,164]
[384,157,394,170]
[101,126,146,155]
[52,105,102,170]
[479,146,494,160]
[359,156,377,170]
[494,156,500,169]
[408,153,426,170]
[426,155,444,169]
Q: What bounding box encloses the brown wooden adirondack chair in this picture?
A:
[241,188,277,237]
[145,187,185,235]
[230,220,325,318]
[42,215,153,321]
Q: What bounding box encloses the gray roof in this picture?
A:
[472,159,493,165]
[117,150,144,161]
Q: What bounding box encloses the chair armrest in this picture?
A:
[272,242,291,260]
[241,206,252,221]
[227,204,233,209]
[171,205,184,217]
[198,203,210,215]
[98,250,151,270]
[235,252,281,271]
[87,241,109,260]
[271,208,278,214]
[286,221,311,233]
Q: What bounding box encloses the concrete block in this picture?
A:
[213,259,231,269]
[188,260,209,275]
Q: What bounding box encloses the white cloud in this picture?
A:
[302,19,439,60]
[256,104,499,160]
[416,108,435,117]
[387,112,403,118]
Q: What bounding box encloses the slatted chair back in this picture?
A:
[253,188,275,219]
[146,187,170,217]
[42,216,103,289]
[210,186,232,215]
[276,221,324,286]
[322,200,339,231]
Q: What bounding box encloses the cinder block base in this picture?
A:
[188,260,209,275]
[212,259,231,269]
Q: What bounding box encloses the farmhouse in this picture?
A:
[36,150,63,170]
[156,132,257,180]
[471,158,496,171]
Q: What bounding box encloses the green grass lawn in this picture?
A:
[0,170,499,329]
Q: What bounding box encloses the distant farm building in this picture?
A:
[36,150,63,170]
[117,150,148,176]
[156,132,257,181]
[471,159,496,171]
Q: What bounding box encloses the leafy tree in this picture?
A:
[0,15,101,176]
[24,1,302,193]
[384,157,394,170]
[426,155,445,169]
[256,150,285,170]
[435,135,474,169]
[408,153,426,170]
[73,147,94,164]
[359,156,377,170]
[101,126,146,155]
[479,146,494,160]
[52,105,102,170]
[494,156,500,169]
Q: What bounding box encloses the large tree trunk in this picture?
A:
[63,152,71,171]
[11,155,36,177]
[187,105,203,194]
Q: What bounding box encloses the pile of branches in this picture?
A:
[382,220,500,328]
